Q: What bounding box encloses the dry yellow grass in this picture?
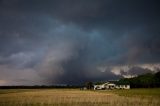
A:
[0,89,159,106]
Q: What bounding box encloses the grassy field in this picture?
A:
[0,88,159,106]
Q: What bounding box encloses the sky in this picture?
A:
[0,0,160,85]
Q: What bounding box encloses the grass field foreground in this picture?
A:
[0,89,159,106]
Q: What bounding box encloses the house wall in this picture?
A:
[94,83,130,90]
[116,85,130,89]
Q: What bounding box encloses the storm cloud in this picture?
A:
[0,0,160,85]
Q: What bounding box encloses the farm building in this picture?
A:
[116,85,130,89]
[94,82,130,90]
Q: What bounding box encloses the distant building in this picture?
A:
[94,82,130,90]
[116,84,130,89]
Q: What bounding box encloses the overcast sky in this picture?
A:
[0,0,160,85]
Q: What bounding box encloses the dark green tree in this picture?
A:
[155,71,160,87]
[85,82,93,90]
[117,71,160,88]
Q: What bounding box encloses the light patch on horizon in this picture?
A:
[0,80,7,85]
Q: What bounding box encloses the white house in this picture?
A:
[116,85,130,89]
[94,82,116,90]
[94,82,130,90]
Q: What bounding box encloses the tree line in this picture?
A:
[0,85,82,89]
[117,71,160,88]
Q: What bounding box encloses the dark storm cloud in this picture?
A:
[0,0,160,85]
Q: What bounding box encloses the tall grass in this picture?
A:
[0,89,159,106]
[97,88,160,97]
